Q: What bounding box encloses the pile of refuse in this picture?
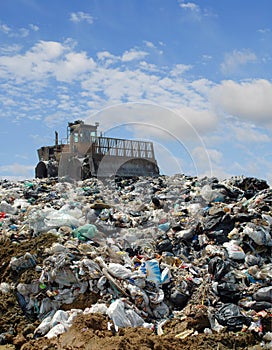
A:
[0,174,271,348]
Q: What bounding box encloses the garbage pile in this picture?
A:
[0,175,271,347]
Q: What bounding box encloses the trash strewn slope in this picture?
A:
[0,175,271,349]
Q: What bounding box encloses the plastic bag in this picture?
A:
[253,286,272,302]
[139,259,161,285]
[152,302,170,319]
[176,228,194,241]
[201,185,225,203]
[28,208,80,234]
[243,224,272,246]
[208,257,230,281]
[158,222,170,232]
[156,239,173,253]
[34,313,54,337]
[45,323,67,339]
[170,290,188,308]
[215,303,251,331]
[84,303,108,315]
[107,263,132,279]
[72,224,98,241]
[107,299,131,328]
[223,241,245,260]
[50,310,69,328]
[9,253,37,272]
[0,282,11,294]
[0,201,16,214]
[205,245,225,257]
[217,282,241,303]
[126,309,145,327]
[45,210,80,229]
[52,267,78,286]
[161,267,172,284]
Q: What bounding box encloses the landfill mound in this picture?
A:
[0,175,271,349]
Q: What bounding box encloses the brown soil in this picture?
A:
[21,313,258,350]
[0,233,58,284]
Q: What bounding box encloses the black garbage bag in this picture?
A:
[203,212,224,231]
[156,238,173,253]
[250,301,272,311]
[253,286,272,302]
[217,282,241,303]
[152,196,163,208]
[207,230,230,244]
[204,214,235,243]
[170,290,189,309]
[229,176,269,195]
[215,303,251,331]
[208,257,230,281]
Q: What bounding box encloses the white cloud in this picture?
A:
[231,124,271,143]
[15,154,29,160]
[191,146,227,179]
[143,40,156,49]
[0,163,34,178]
[121,49,149,62]
[69,12,94,24]
[0,41,219,140]
[179,2,199,11]
[192,146,222,165]
[31,40,65,59]
[29,24,39,32]
[202,54,212,63]
[138,61,161,72]
[153,143,185,176]
[0,23,11,34]
[53,52,96,82]
[178,107,218,134]
[86,103,217,147]
[258,28,270,34]
[97,51,116,60]
[0,41,95,82]
[221,49,257,74]
[19,28,29,37]
[170,64,192,76]
[0,22,32,38]
[97,49,149,64]
[211,79,272,127]
[0,44,22,54]
[97,51,119,66]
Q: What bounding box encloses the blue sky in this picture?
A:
[0,0,272,182]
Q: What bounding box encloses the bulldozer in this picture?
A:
[35,120,159,180]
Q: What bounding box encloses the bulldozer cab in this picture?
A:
[68,120,99,156]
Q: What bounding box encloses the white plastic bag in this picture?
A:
[107,263,132,279]
[107,299,131,328]
[84,303,108,315]
[126,309,145,327]
[45,323,67,339]
[200,185,225,203]
[34,313,53,337]
[243,225,272,246]
[223,241,245,260]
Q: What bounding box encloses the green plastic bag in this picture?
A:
[72,224,98,241]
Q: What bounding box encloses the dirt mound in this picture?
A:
[21,313,258,350]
